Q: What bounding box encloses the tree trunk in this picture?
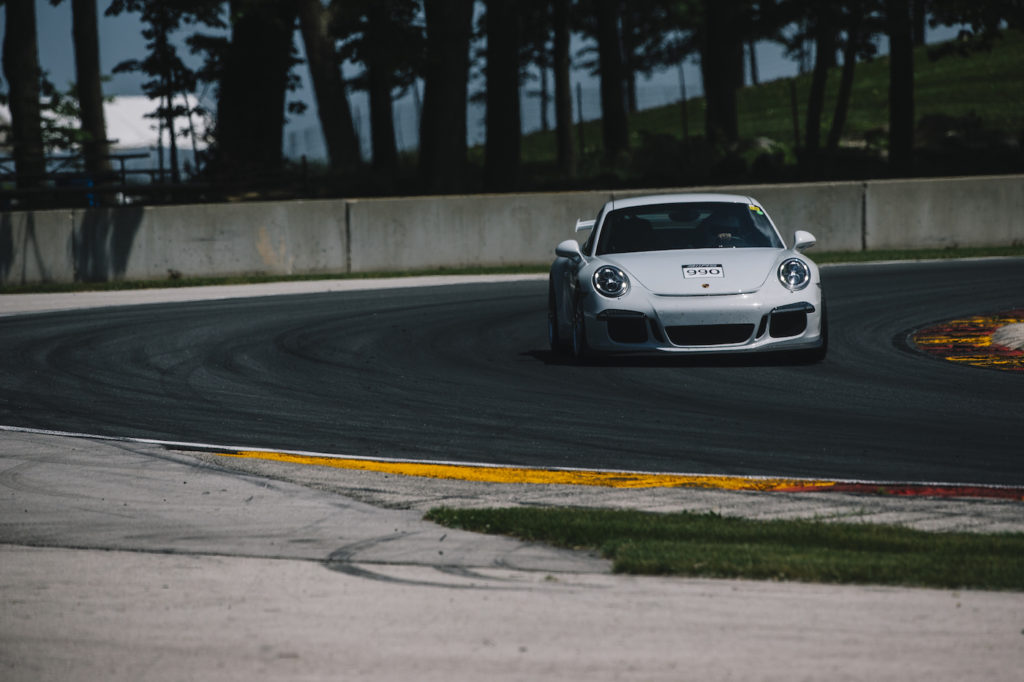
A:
[419,0,474,194]
[484,0,521,191]
[678,63,690,147]
[826,12,863,153]
[3,0,46,189]
[625,70,638,114]
[364,2,398,177]
[71,0,111,182]
[911,0,927,46]
[163,89,180,184]
[595,0,628,159]
[216,0,297,181]
[887,0,915,175]
[748,41,759,86]
[700,0,742,146]
[621,9,638,113]
[552,0,575,178]
[151,20,181,185]
[366,61,397,176]
[297,0,361,174]
[540,66,550,131]
[806,15,837,160]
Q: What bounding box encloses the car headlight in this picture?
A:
[778,258,811,291]
[593,265,630,297]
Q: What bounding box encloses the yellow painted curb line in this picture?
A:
[216,449,836,492]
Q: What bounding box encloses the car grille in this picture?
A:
[665,324,754,346]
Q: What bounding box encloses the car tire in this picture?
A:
[570,298,589,363]
[548,284,567,354]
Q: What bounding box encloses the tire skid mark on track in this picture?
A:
[3,262,1024,487]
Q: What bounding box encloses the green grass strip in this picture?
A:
[813,246,1024,263]
[425,507,1024,591]
[0,264,547,295]
[2,248,1022,295]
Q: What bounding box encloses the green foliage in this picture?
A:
[106,0,225,175]
[518,29,1024,187]
[0,72,100,157]
[425,506,1024,590]
[333,0,425,95]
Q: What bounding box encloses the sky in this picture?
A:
[4,0,962,162]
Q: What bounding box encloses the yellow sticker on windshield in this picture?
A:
[749,205,764,215]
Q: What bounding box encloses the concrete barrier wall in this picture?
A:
[0,200,349,285]
[110,200,349,280]
[0,209,74,285]
[626,182,867,252]
[1,175,1021,285]
[865,175,1024,250]
[348,191,610,272]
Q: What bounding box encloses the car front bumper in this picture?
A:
[582,287,825,354]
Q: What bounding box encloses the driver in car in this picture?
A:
[702,206,758,247]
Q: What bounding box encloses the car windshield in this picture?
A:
[594,201,783,255]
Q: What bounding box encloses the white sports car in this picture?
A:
[548,193,827,361]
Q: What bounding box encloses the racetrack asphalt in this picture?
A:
[1,259,1022,484]
[1,263,1023,681]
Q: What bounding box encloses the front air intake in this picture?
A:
[598,310,648,343]
[769,310,808,337]
[665,324,754,346]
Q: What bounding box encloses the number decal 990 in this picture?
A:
[682,264,724,279]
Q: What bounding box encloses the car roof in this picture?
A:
[602,193,757,212]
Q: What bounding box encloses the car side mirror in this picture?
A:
[555,239,585,261]
[793,230,817,252]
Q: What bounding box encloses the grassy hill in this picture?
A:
[516,29,1024,189]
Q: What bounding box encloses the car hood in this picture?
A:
[603,248,784,295]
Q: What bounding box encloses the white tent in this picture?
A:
[0,93,209,153]
[102,94,209,151]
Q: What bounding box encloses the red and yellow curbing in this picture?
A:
[216,449,1024,500]
[912,309,1024,371]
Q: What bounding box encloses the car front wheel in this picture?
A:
[548,285,566,354]
[570,299,589,362]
